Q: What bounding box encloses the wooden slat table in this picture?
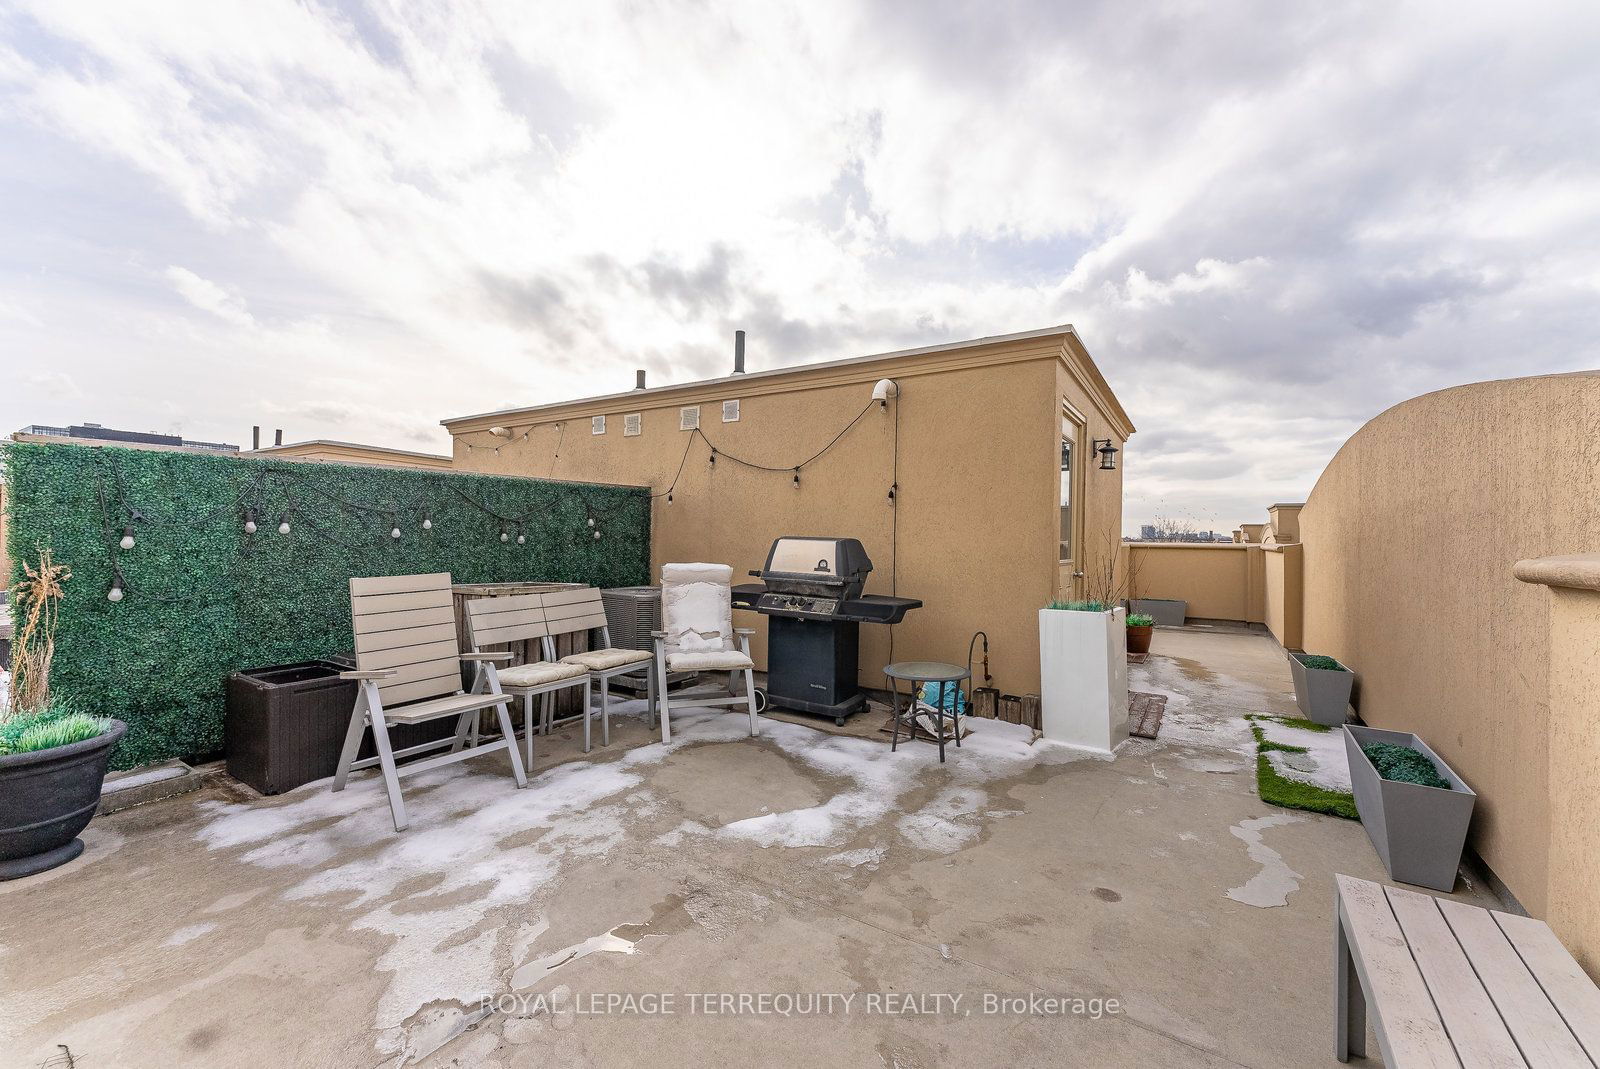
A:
[1335,874,1600,1066]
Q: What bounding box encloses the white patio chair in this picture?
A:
[540,588,655,750]
[464,591,591,767]
[652,563,759,743]
[332,573,526,832]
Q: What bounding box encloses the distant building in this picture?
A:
[1140,524,1158,540]
[17,423,238,452]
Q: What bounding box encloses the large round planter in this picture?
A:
[0,719,125,881]
[1126,625,1153,655]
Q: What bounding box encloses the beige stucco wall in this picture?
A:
[1300,371,1600,922]
[1125,543,1263,623]
[1263,544,1302,649]
[446,332,1131,698]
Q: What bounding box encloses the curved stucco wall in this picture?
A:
[1300,371,1600,916]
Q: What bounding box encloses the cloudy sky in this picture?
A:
[2,1,1597,532]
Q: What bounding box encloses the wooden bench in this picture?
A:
[1335,874,1600,1066]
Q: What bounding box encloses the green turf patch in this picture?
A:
[1244,714,1359,821]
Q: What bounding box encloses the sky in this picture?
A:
[2,1,1597,534]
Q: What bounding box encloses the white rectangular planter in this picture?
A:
[1038,606,1129,754]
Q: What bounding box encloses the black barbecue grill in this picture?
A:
[734,536,921,724]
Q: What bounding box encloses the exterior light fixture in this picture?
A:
[119,526,136,550]
[244,508,258,535]
[1093,439,1119,471]
[278,513,292,535]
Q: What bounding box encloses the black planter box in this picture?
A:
[225,660,454,795]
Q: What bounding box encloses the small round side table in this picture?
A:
[884,661,970,763]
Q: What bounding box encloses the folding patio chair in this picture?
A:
[540,587,655,750]
[464,591,590,766]
[652,563,759,744]
[332,573,526,831]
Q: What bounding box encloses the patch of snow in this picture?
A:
[162,923,217,947]
[1224,813,1305,907]
[1258,718,1352,793]
[897,787,987,853]
[824,846,885,870]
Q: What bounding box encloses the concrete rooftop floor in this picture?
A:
[1,628,1502,1068]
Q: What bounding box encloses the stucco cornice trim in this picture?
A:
[1512,554,1600,593]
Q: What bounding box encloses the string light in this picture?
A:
[244,508,258,535]
[107,570,125,602]
[666,491,673,505]
[793,469,801,488]
[516,527,526,544]
[278,512,292,535]
[422,512,433,530]
[587,517,595,527]
[119,526,136,550]
[500,525,509,543]
[593,530,602,540]
[391,524,402,539]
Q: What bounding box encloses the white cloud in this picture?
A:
[164,266,255,328]
[1,0,1598,529]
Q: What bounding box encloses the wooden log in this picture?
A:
[999,694,1023,725]
[971,687,999,720]
[1021,693,1042,731]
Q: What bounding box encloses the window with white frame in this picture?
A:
[1060,412,1081,563]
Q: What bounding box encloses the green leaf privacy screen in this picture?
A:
[2,442,650,768]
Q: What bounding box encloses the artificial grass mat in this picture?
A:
[1245,714,1359,821]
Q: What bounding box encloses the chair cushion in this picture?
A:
[496,660,589,688]
[559,648,653,671]
[666,649,755,672]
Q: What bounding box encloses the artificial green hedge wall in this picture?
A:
[2,442,650,769]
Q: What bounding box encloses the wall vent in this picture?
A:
[591,415,606,435]
[679,406,700,431]
[722,399,740,423]
[623,413,642,437]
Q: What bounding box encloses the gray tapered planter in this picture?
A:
[1344,725,1476,892]
[1287,651,1354,725]
[1129,598,1185,627]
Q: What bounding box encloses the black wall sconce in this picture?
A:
[1093,439,1119,470]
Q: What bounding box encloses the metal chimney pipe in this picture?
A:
[635,369,647,390]
[252,425,260,450]
[274,428,283,446]
[734,330,746,374]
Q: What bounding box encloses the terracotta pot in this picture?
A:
[1125,625,1153,655]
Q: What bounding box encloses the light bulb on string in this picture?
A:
[391,525,402,539]
[119,526,136,550]
[793,469,801,488]
[586,517,595,527]
[244,508,258,535]
[517,530,526,544]
[107,574,125,602]
[422,512,433,531]
[278,513,291,535]
[666,491,673,505]
[593,529,602,540]
[500,526,509,543]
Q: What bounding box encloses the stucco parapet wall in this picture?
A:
[1126,542,1250,550]
[441,325,1134,440]
[1512,554,1600,593]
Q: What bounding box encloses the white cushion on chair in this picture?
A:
[559,648,652,671]
[497,661,588,688]
[667,649,755,672]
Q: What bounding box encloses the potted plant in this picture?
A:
[1038,600,1128,753]
[0,551,124,881]
[1343,725,1476,892]
[1125,613,1154,655]
[1286,651,1354,725]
